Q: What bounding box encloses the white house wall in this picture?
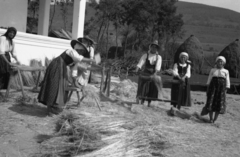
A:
[0,28,71,66]
[0,0,28,32]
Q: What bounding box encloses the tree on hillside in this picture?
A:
[89,0,123,58]
[120,0,184,50]
[49,3,56,32]
[60,0,72,31]
[27,0,39,33]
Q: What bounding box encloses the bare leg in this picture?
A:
[141,99,145,105]
[209,111,213,123]
[213,112,219,123]
[147,100,151,107]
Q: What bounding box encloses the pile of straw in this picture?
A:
[174,35,204,74]
[111,79,138,98]
[36,106,169,157]
[36,111,105,157]
[218,39,240,78]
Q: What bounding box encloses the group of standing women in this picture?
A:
[135,41,230,123]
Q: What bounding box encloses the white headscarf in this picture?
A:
[215,56,226,64]
[179,52,189,59]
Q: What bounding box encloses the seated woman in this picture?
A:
[37,39,96,115]
[135,41,163,107]
[171,52,192,109]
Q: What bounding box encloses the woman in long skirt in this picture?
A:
[0,27,20,90]
[135,40,163,107]
[171,52,192,109]
[203,56,230,123]
[38,39,96,115]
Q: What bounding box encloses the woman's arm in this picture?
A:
[182,64,191,81]
[172,63,181,79]
[0,54,16,66]
[81,57,96,64]
[155,55,162,74]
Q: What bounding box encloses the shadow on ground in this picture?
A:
[8,103,48,118]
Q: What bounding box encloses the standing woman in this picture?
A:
[135,41,163,107]
[171,52,192,109]
[203,56,230,123]
[38,39,96,114]
[0,27,20,90]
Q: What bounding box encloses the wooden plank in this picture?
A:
[14,65,45,71]
[138,96,177,103]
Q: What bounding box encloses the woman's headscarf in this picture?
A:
[2,27,17,45]
[2,27,17,37]
[179,52,189,59]
[215,56,226,64]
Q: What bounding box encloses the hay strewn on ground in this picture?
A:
[34,81,170,157]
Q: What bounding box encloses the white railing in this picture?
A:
[0,28,71,66]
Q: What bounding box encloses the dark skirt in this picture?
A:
[205,77,226,114]
[38,56,68,108]
[0,53,11,89]
[171,77,191,108]
[136,73,163,100]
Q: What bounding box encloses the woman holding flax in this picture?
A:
[38,39,97,115]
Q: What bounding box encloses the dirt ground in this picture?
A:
[0,81,240,157]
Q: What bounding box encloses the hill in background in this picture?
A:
[47,1,240,56]
[176,1,240,56]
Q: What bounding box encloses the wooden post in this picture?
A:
[100,64,105,93]
[106,66,112,97]
[17,69,26,98]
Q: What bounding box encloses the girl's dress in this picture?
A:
[205,68,230,114]
[171,62,192,108]
[0,36,16,89]
[38,49,84,108]
[136,52,163,101]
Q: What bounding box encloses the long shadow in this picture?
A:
[8,103,49,118]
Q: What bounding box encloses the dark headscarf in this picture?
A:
[2,27,17,45]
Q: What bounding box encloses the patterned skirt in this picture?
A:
[38,56,68,108]
[206,77,227,114]
[0,53,11,89]
[171,77,191,107]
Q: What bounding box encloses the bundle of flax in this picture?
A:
[37,107,169,157]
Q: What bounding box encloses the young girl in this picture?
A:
[171,52,192,109]
[204,56,230,123]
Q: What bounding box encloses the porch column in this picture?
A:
[38,0,50,36]
[72,0,86,39]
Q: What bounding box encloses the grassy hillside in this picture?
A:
[47,1,240,55]
[175,1,240,54]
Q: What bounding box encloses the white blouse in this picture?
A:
[137,52,162,71]
[65,49,84,63]
[0,36,16,55]
[206,68,230,88]
[172,63,191,78]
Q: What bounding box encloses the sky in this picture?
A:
[179,0,240,13]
